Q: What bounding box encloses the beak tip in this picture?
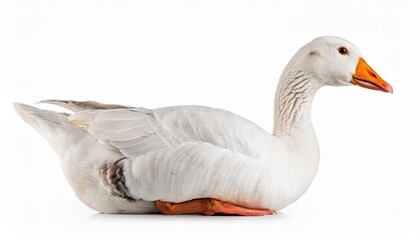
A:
[385,84,394,94]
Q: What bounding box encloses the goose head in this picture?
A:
[289,36,393,93]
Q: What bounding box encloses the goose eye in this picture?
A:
[338,47,348,55]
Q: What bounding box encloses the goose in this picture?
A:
[14,36,393,216]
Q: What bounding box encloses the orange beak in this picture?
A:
[351,58,393,93]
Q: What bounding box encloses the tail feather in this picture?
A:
[14,103,67,127]
[14,102,88,158]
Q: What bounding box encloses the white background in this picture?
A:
[1,0,419,239]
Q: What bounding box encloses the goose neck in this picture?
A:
[273,69,321,137]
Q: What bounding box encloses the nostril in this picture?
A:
[369,71,377,78]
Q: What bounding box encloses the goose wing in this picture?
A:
[67,104,269,158]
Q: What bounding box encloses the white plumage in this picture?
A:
[14,36,392,214]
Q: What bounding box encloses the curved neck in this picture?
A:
[273,69,321,137]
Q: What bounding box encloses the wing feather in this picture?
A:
[68,108,173,157]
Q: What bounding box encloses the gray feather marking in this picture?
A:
[39,99,130,112]
[98,158,136,202]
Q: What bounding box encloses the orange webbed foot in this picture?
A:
[156,198,275,216]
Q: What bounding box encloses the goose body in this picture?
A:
[15,36,392,214]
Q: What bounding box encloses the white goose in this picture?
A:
[14,36,392,216]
